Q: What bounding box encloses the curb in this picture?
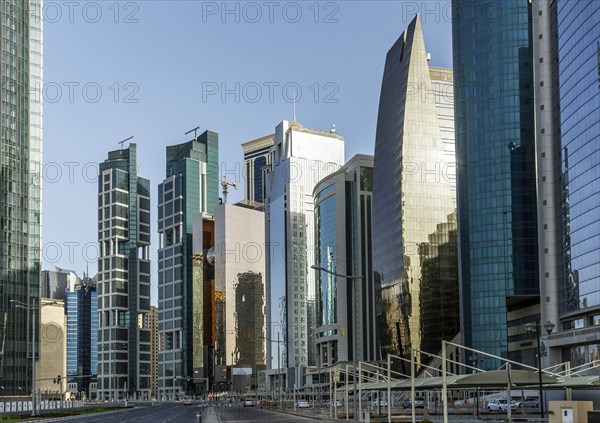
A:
[20,406,138,422]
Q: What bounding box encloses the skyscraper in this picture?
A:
[157,131,219,399]
[0,0,43,396]
[242,134,274,205]
[313,154,378,366]
[453,1,539,366]
[372,15,458,366]
[65,275,98,398]
[97,143,152,400]
[534,0,600,368]
[265,120,344,381]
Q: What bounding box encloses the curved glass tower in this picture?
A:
[373,15,458,364]
[314,155,378,367]
[453,0,539,366]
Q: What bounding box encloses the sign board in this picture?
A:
[232,367,252,376]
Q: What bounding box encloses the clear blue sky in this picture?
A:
[42,0,453,304]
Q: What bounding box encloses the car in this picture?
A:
[402,397,425,409]
[487,398,518,412]
[520,397,539,408]
[183,397,192,405]
[297,399,310,408]
[243,399,255,407]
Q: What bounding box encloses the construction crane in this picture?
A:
[221,177,238,204]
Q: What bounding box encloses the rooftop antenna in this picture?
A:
[221,176,238,204]
[185,126,201,140]
[119,136,134,149]
[293,88,297,122]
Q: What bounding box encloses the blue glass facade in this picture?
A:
[66,292,78,377]
[315,188,337,329]
[453,1,539,366]
[65,280,98,395]
[555,0,600,315]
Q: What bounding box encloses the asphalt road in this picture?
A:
[32,403,204,423]
[28,402,529,422]
[31,402,338,423]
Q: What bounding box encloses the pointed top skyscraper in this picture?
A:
[373,14,459,364]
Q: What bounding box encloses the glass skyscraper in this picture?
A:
[314,154,379,367]
[242,134,274,205]
[0,0,43,395]
[453,0,539,366]
[533,0,600,368]
[373,14,458,366]
[97,144,152,400]
[65,276,98,397]
[157,131,219,400]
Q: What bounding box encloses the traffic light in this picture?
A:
[187,376,191,382]
[56,375,62,384]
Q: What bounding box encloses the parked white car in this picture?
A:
[297,399,310,408]
[487,398,518,412]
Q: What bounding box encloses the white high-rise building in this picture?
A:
[265,120,344,380]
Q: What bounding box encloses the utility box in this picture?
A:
[549,401,593,423]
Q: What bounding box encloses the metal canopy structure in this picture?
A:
[338,370,600,391]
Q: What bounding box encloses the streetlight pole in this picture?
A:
[524,320,555,419]
[10,300,56,417]
[311,265,363,421]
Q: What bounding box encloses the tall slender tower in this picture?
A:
[0,0,43,395]
[97,144,152,400]
[453,0,539,367]
[372,14,458,365]
[265,120,344,379]
[533,0,600,369]
[157,131,219,400]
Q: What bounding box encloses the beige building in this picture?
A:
[214,203,266,392]
[37,300,67,399]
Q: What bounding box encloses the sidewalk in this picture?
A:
[201,405,221,423]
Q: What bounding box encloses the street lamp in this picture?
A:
[468,355,484,419]
[311,265,363,421]
[523,320,555,419]
[10,299,57,417]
